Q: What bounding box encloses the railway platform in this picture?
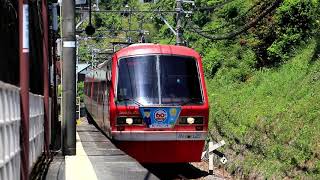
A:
[46,118,158,180]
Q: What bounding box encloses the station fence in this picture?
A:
[0,81,20,180]
[0,81,47,180]
[29,93,44,170]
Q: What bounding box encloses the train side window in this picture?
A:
[98,81,106,105]
[107,70,111,85]
[86,82,89,95]
[104,86,109,105]
[93,82,96,99]
[97,82,101,102]
[106,63,112,85]
[97,82,100,102]
[96,82,100,104]
[92,82,96,101]
[87,82,92,97]
[93,82,99,102]
[84,82,88,95]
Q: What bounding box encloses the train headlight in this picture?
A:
[187,117,195,124]
[178,117,204,125]
[117,117,143,125]
[126,118,133,125]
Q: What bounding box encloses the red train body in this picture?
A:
[84,44,209,163]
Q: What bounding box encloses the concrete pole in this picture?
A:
[176,0,183,45]
[128,7,132,43]
[62,0,76,155]
[96,0,99,10]
[19,0,30,179]
[51,3,59,150]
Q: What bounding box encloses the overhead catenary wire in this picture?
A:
[193,0,236,12]
[186,0,284,41]
[77,9,183,14]
[77,0,281,48]
[197,0,264,34]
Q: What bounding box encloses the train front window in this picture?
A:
[117,55,203,106]
[160,55,203,105]
[117,56,159,105]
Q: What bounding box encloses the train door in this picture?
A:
[91,81,98,120]
[95,82,100,120]
[85,80,93,114]
[103,61,112,137]
[97,81,103,128]
[90,81,94,114]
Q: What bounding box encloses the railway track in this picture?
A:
[85,117,231,180]
[143,163,229,180]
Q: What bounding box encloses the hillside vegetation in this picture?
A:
[208,42,320,178]
[80,0,320,178]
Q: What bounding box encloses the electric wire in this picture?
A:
[185,0,283,41]
[193,0,236,12]
[195,0,264,34]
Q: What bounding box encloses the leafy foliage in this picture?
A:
[266,0,317,65]
[188,0,319,72]
[77,82,85,102]
[208,42,320,178]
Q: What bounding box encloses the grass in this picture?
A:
[207,41,320,178]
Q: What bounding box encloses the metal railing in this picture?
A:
[0,81,21,180]
[76,97,81,120]
[58,96,81,120]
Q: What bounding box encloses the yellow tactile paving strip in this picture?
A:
[65,132,98,180]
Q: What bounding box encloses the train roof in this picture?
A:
[86,44,202,80]
[115,44,201,59]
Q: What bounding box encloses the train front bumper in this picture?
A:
[112,131,207,141]
[112,131,207,163]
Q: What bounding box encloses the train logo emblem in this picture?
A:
[170,108,177,116]
[144,110,151,118]
[154,110,167,122]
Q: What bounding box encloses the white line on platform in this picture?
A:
[65,132,98,180]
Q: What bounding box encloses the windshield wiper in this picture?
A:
[117,98,144,106]
[181,98,202,106]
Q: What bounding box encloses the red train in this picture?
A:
[84,44,209,163]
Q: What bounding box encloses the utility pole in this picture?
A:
[176,0,183,45]
[62,0,76,155]
[128,6,132,43]
[95,0,99,11]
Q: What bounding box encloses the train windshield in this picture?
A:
[117,55,203,106]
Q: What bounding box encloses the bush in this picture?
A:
[77,82,84,102]
[258,0,317,66]
[202,47,224,77]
